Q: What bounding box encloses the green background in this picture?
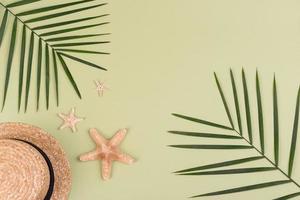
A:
[1,0,300,199]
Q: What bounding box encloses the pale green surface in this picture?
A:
[1,0,300,199]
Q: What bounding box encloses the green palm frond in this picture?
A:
[169,69,300,199]
[0,0,109,112]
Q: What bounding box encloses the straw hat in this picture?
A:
[0,122,71,200]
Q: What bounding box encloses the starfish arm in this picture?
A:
[70,107,75,117]
[101,159,112,181]
[89,128,107,145]
[116,152,135,164]
[79,150,99,161]
[96,80,102,86]
[58,113,67,119]
[109,129,127,147]
[59,123,68,130]
[74,118,84,123]
[71,125,77,132]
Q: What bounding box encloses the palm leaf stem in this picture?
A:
[0,2,50,48]
[232,129,300,189]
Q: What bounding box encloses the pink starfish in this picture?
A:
[58,108,84,132]
[79,128,135,180]
[94,80,108,96]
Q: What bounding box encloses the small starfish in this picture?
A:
[94,80,108,96]
[58,108,84,132]
[79,128,135,180]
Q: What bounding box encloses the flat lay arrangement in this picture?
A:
[1,0,300,200]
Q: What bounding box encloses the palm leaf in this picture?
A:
[36,38,43,110]
[288,87,300,177]
[24,3,106,23]
[6,0,41,8]
[179,167,276,176]
[2,17,17,110]
[0,9,8,46]
[24,32,35,112]
[230,69,243,135]
[45,45,50,109]
[174,156,263,173]
[172,113,233,130]
[214,72,234,128]
[0,0,109,111]
[169,144,252,150]
[46,34,108,42]
[32,14,109,31]
[170,69,300,198]
[274,192,300,200]
[18,25,26,111]
[17,0,96,16]
[242,69,253,144]
[41,22,109,37]
[256,70,265,154]
[52,49,59,106]
[191,180,291,198]
[168,130,241,139]
[55,49,110,55]
[52,41,109,48]
[273,76,279,166]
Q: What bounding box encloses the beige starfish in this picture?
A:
[58,108,84,132]
[79,128,135,180]
[94,80,108,96]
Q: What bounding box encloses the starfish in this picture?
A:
[79,128,135,180]
[58,108,84,132]
[94,80,108,96]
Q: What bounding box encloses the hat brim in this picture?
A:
[0,122,71,200]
